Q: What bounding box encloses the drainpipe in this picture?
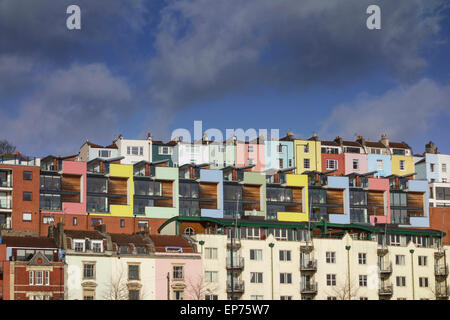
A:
[410,249,415,300]
[345,245,351,300]
[269,242,275,300]
[167,272,170,300]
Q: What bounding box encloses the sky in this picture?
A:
[0,0,449,157]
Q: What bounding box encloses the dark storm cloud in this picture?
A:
[0,63,133,155]
[148,0,446,110]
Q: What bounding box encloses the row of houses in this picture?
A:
[0,219,448,300]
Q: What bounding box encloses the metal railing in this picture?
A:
[379,261,392,274]
[0,199,12,209]
[300,281,318,294]
[226,280,244,293]
[0,180,12,188]
[435,265,449,277]
[378,283,393,295]
[226,257,245,269]
[300,259,317,272]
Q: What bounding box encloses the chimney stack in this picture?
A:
[334,136,343,146]
[425,141,436,154]
[380,134,389,147]
[356,135,366,146]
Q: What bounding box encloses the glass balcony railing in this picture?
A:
[0,180,12,188]
[0,199,12,209]
[87,203,109,213]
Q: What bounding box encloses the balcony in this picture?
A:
[435,265,449,277]
[227,238,241,249]
[377,247,389,256]
[300,282,318,295]
[378,284,393,296]
[226,280,244,293]
[379,261,392,275]
[0,180,12,188]
[300,260,317,272]
[179,207,201,217]
[226,257,245,270]
[0,199,12,210]
[300,245,314,252]
[435,286,449,299]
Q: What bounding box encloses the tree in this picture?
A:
[102,262,149,300]
[325,278,361,300]
[185,274,219,300]
[0,140,16,155]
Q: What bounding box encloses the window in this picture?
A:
[248,158,255,165]
[23,171,33,180]
[442,163,447,173]
[74,240,85,252]
[248,146,254,152]
[205,248,218,260]
[281,296,292,300]
[326,274,336,286]
[35,271,43,285]
[173,290,184,300]
[359,275,367,287]
[22,212,32,222]
[120,219,125,228]
[251,295,264,300]
[83,289,95,300]
[430,163,435,172]
[247,227,260,240]
[399,160,405,171]
[29,271,34,285]
[377,160,383,171]
[205,271,218,283]
[92,241,102,253]
[280,273,292,284]
[360,297,368,300]
[23,192,32,201]
[83,263,95,279]
[304,145,309,153]
[371,148,381,155]
[159,146,172,155]
[131,146,139,155]
[129,290,140,300]
[184,227,195,236]
[42,216,54,225]
[250,272,263,283]
[138,220,149,229]
[353,159,359,170]
[45,271,50,285]
[395,255,405,265]
[99,150,111,158]
[205,295,218,300]
[91,218,103,227]
[358,253,366,265]
[128,265,140,280]
[396,276,406,287]
[304,159,310,169]
[250,249,262,261]
[418,256,427,266]
[73,217,77,226]
[279,159,284,169]
[419,277,428,288]
[288,159,293,167]
[326,252,336,264]
[326,159,338,170]
[173,266,184,280]
[279,250,291,261]
[327,296,337,300]
[390,234,401,246]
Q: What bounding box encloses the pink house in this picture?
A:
[150,235,202,300]
[236,141,265,172]
[344,153,368,175]
[368,177,390,225]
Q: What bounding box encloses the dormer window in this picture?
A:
[136,246,146,254]
[73,240,85,252]
[119,246,129,254]
[99,150,111,158]
[91,240,103,253]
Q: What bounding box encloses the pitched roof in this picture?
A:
[149,235,194,253]
[152,140,178,146]
[342,141,362,147]
[321,140,339,147]
[110,234,149,246]
[389,142,411,149]
[365,141,386,148]
[1,236,57,248]
[64,230,106,240]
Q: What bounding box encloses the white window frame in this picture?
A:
[399,160,405,171]
[326,251,336,264]
[377,160,383,171]
[250,249,262,261]
[22,212,32,222]
[205,248,218,260]
[353,159,359,170]
[73,240,85,252]
[35,270,43,285]
[29,271,34,285]
[45,271,50,285]
[91,240,103,253]
[326,159,338,170]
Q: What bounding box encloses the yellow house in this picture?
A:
[277,174,309,222]
[90,163,134,218]
[391,155,415,176]
[281,132,322,174]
